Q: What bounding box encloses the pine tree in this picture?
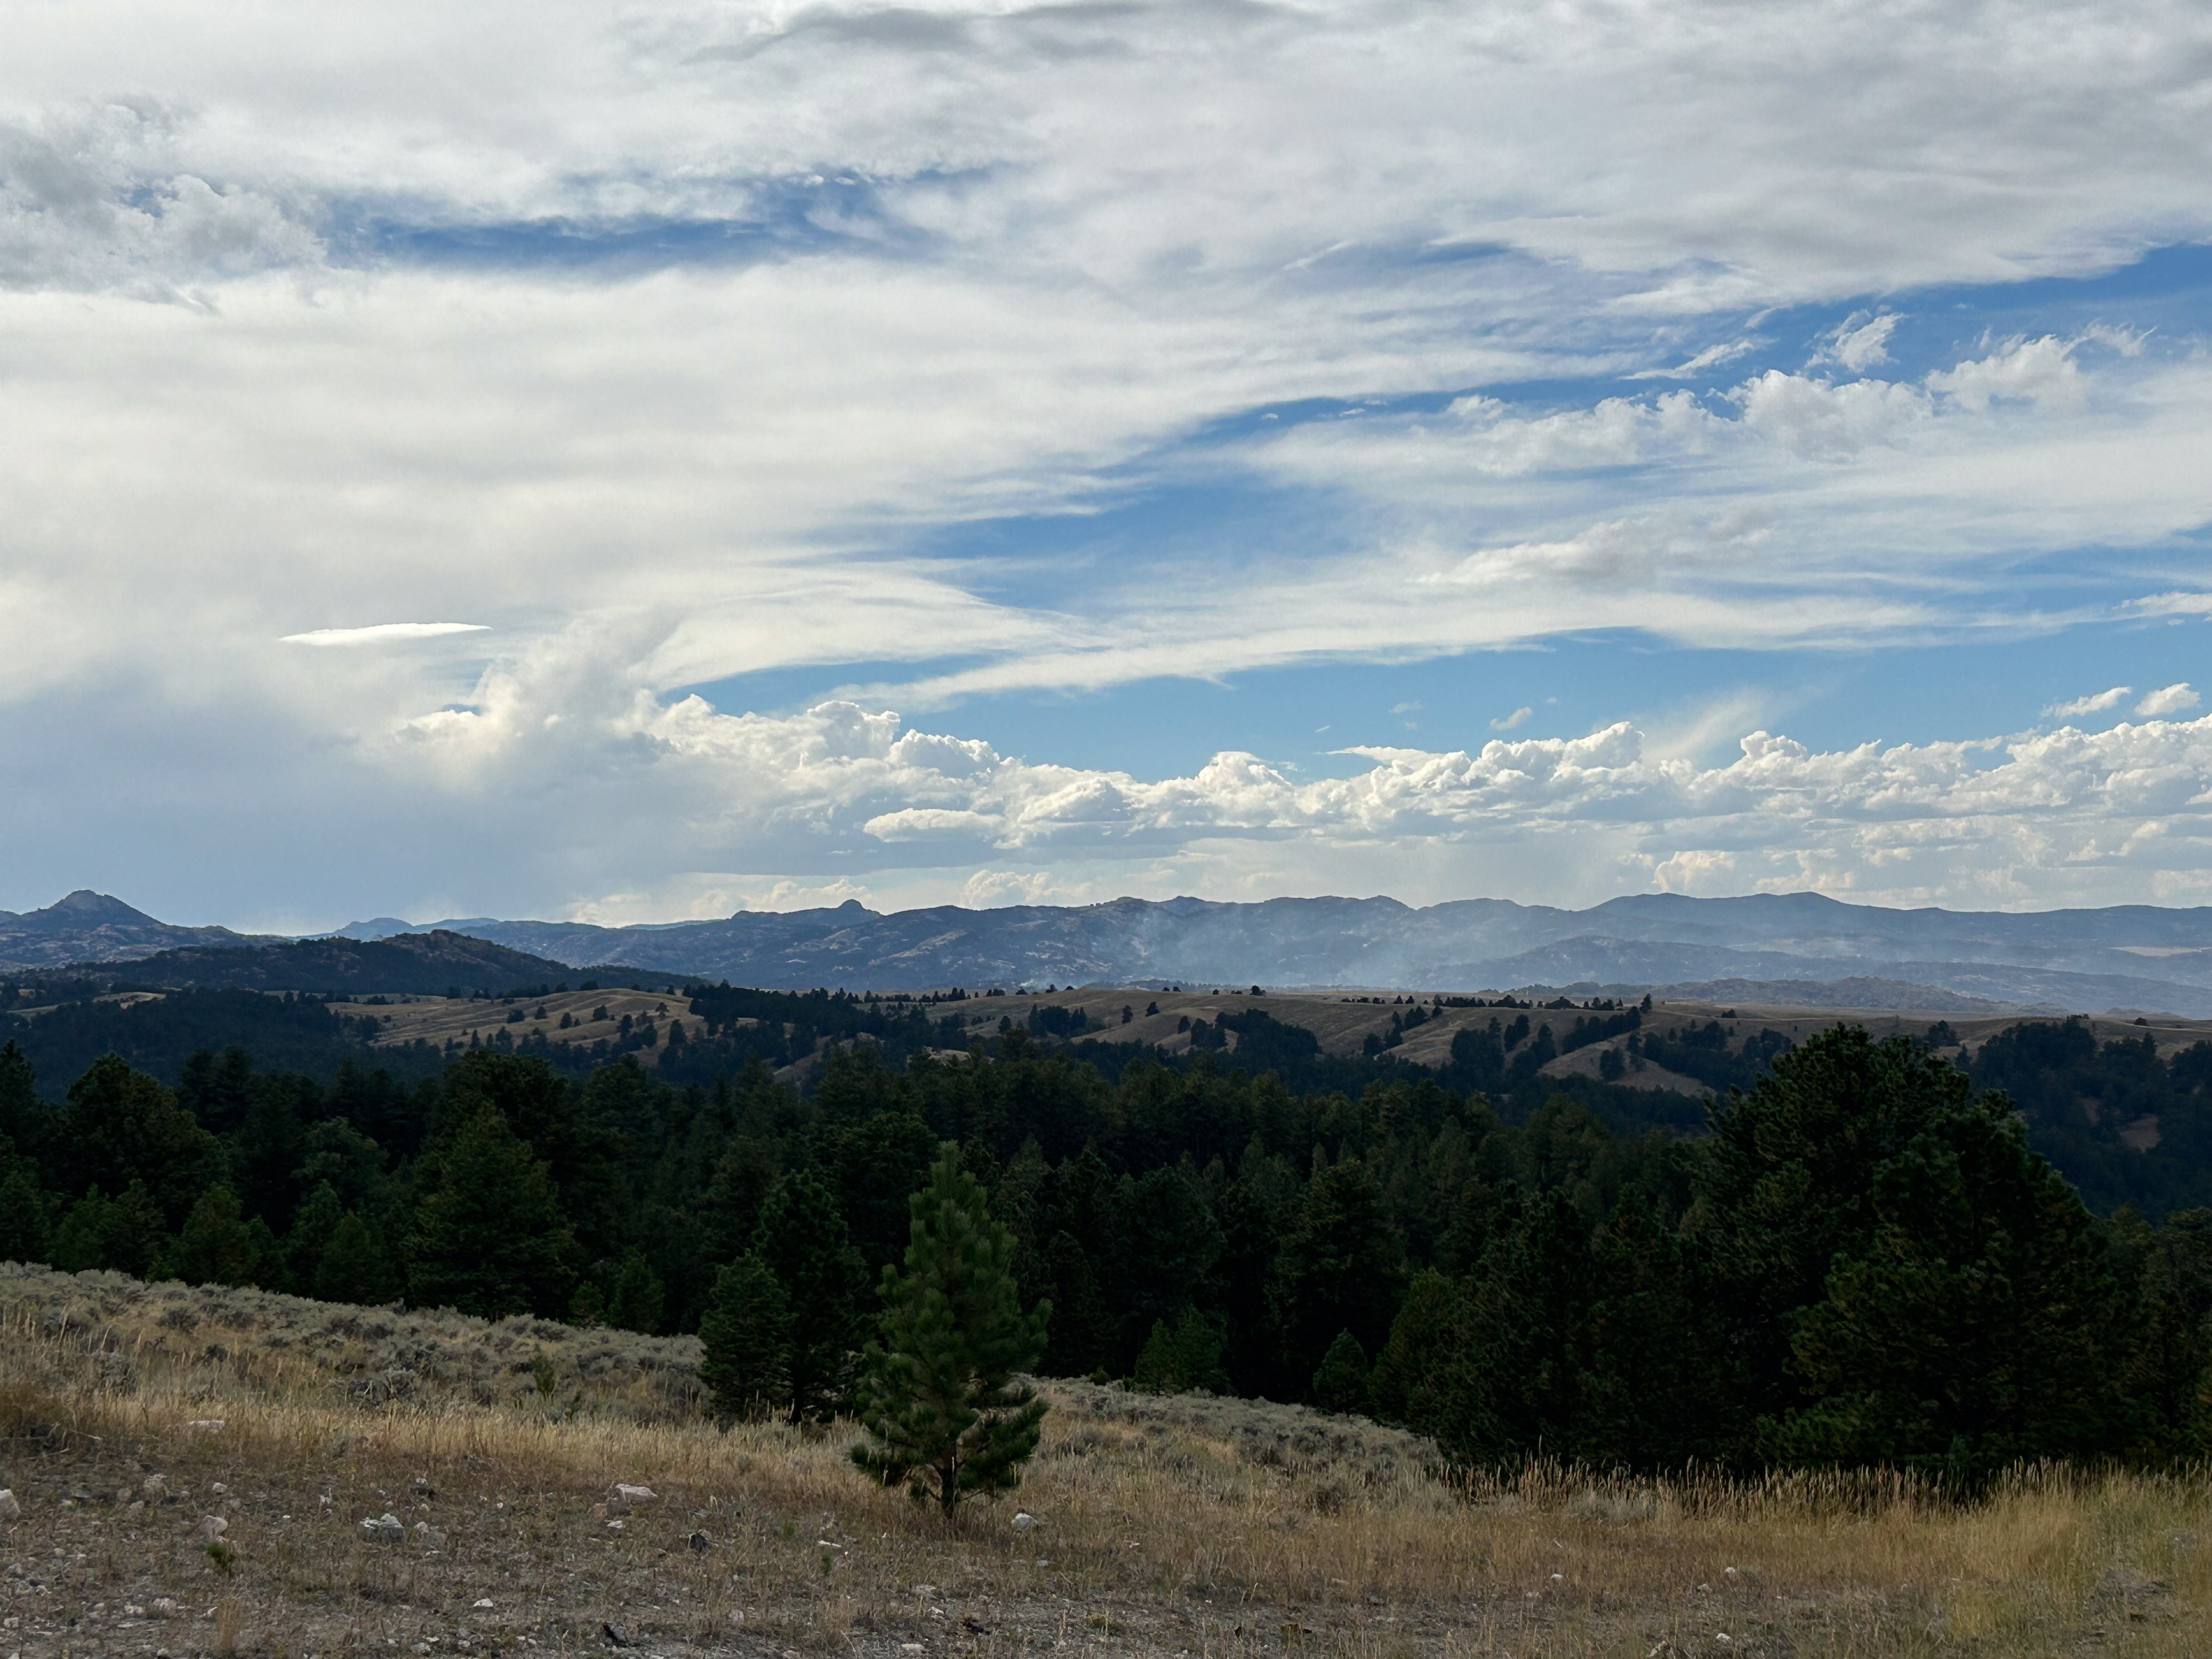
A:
[48,1180,168,1277]
[405,1104,577,1317]
[1311,1329,1372,1415]
[0,1153,53,1264]
[606,1249,667,1334]
[314,1210,392,1305]
[1131,1306,1231,1395]
[851,1146,1052,1514]
[285,1181,345,1296]
[1268,1153,1403,1387]
[698,1254,793,1419]
[751,1171,871,1421]
[166,1184,268,1288]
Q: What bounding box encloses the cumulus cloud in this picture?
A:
[1926,335,2089,411]
[2049,686,2131,717]
[2137,683,2200,716]
[0,101,319,296]
[345,663,2212,913]
[1490,707,1533,731]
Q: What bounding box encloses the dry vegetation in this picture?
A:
[350,988,697,1062]
[3,1263,2208,1657]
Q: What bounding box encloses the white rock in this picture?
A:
[610,1483,658,1506]
[141,1476,168,1499]
[361,1513,404,1541]
[1011,1512,1038,1533]
[472,1599,495,1609]
[0,1491,18,1520]
[194,1517,228,1543]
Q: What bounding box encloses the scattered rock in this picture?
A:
[361,1513,404,1541]
[210,1484,227,1496]
[609,1484,657,1509]
[194,1517,228,1544]
[1011,1512,1038,1533]
[601,1622,634,1647]
[687,1530,711,1552]
[151,1599,179,1617]
[473,1599,495,1609]
[414,1521,448,1548]
[0,1491,18,1521]
[183,1420,225,1432]
[142,1476,168,1500]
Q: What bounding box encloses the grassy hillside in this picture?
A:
[2,1263,2206,1657]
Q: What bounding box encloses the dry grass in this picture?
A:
[352,986,693,1062]
[3,1264,2208,1656]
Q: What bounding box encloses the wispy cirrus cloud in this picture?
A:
[282,623,489,647]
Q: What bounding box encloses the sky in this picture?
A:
[5,0,2212,932]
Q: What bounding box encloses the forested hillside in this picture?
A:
[4,986,2212,1478]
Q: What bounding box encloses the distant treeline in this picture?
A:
[3,983,2211,1478]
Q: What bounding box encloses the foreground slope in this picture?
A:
[2,1263,2205,1658]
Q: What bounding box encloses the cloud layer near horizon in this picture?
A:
[5,0,2212,926]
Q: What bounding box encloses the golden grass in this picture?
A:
[2,1263,2208,1656]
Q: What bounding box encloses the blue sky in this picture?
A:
[4,0,2212,930]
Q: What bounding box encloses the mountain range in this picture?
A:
[9,888,2212,1014]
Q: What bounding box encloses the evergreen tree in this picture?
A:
[1369,1268,1466,1432]
[851,1146,1051,1514]
[606,1249,667,1334]
[1697,1028,1978,1445]
[698,1253,792,1419]
[165,1184,271,1288]
[0,1041,52,1165]
[315,1210,394,1305]
[1763,1100,2136,1480]
[284,1180,345,1295]
[1268,1152,1403,1389]
[1037,1229,1117,1376]
[750,1170,871,1420]
[61,1053,225,1228]
[699,1137,778,1261]
[48,1179,170,1277]
[1115,1167,1224,1359]
[0,1146,54,1263]
[405,1104,577,1317]
[1312,1329,1373,1415]
[227,1076,313,1231]
[1131,1306,1231,1394]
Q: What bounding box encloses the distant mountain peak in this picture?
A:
[26,890,159,930]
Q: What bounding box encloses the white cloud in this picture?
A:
[1926,335,2087,411]
[1626,339,1757,380]
[2137,683,2200,716]
[282,623,490,647]
[2048,686,2131,717]
[7,0,2212,921]
[1490,707,1533,731]
[1823,313,1901,373]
